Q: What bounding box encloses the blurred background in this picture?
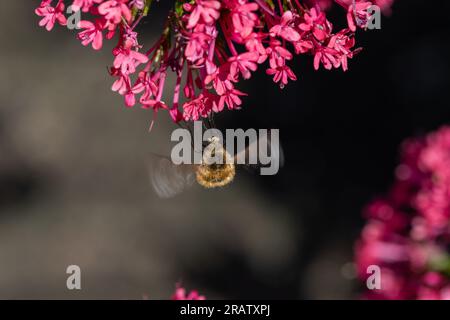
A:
[0,0,449,299]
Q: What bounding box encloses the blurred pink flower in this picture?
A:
[172,286,206,300]
[356,126,450,300]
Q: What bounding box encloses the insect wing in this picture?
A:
[233,130,285,172]
[148,154,196,198]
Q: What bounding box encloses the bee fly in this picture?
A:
[148,122,283,198]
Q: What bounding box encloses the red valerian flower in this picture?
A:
[185,0,222,28]
[356,126,450,300]
[98,0,132,25]
[224,0,259,39]
[77,19,105,50]
[185,24,213,65]
[270,11,300,42]
[71,0,103,12]
[266,64,297,86]
[35,0,395,124]
[347,1,374,31]
[298,7,331,41]
[182,93,215,121]
[228,52,259,80]
[112,47,148,76]
[217,88,246,111]
[143,285,206,300]
[172,286,206,300]
[35,0,67,31]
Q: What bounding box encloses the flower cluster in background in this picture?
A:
[356,126,450,300]
[142,285,205,300]
[172,285,206,300]
[35,0,394,124]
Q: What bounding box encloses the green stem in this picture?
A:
[143,0,154,17]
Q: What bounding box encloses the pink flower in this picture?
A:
[228,52,258,80]
[77,19,105,50]
[313,47,339,70]
[356,126,450,300]
[185,24,213,65]
[121,72,157,108]
[71,0,103,12]
[347,1,375,32]
[35,0,396,125]
[262,40,297,85]
[224,0,259,39]
[113,48,149,76]
[217,88,246,111]
[270,11,301,42]
[205,64,234,96]
[35,0,67,31]
[133,71,159,102]
[98,0,132,25]
[185,0,221,29]
[129,0,145,10]
[110,69,129,95]
[182,93,215,121]
[267,40,293,66]
[245,33,268,63]
[172,286,206,300]
[266,64,297,86]
[327,29,357,71]
[293,39,313,55]
[298,8,331,42]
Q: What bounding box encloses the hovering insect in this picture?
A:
[148,123,283,199]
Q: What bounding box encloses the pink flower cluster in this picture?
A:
[142,285,205,300]
[35,0,394,124]
[172,286,206,300]
[356,126,450,300]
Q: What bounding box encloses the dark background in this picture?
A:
[0,0,449,299]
